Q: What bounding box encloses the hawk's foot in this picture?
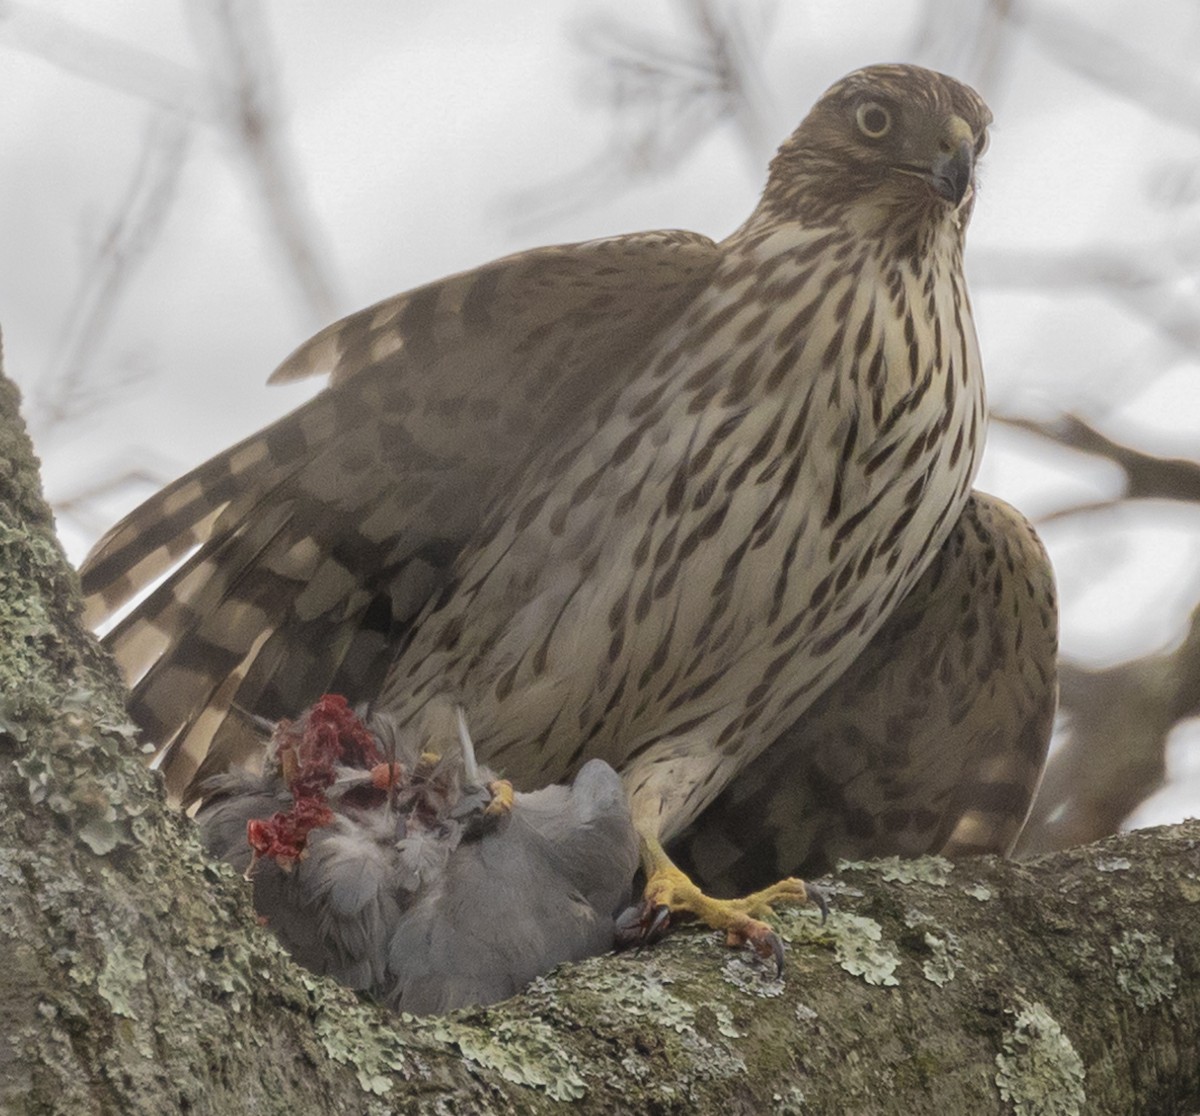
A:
[616,837,827,973]
[485,778,514,817]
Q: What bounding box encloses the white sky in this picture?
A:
[2,0,1199,827]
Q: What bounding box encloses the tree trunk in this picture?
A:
[2,346,1197,1116]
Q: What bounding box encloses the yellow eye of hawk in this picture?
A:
[855,102,892,139]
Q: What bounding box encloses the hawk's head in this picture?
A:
[765,64,993,232]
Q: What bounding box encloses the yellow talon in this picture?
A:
[485,778,514,816]
[637,835,820,969]
[418,750,441,769]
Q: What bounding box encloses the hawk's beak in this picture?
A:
[928,138,974,206]
[927,115,976,206]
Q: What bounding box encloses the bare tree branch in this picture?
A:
[994,412,1200,505]
[910,0,1020,93]
[504,0,777,232]
[992,411,1200,853]
[0,0,210,118]
[184,0,342,322]
[3,349,1199,1109]
[27,113,191,436]
[51,461,179,546]
[1018,602,1200,855]
[973,244,1200,359]
[1010,0,1200,135]
[577,0,778,173]
[677,0,778,169]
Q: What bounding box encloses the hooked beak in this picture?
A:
[928,138,975,206]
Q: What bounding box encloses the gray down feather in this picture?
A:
[197,757,639,1016]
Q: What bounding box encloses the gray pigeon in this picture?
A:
[196,694,639,1015]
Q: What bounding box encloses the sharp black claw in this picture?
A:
[614,901,672,952]
[808,882,830,923]
[769,931,785,977]
[613,903,642,949]
[647,904,671,941]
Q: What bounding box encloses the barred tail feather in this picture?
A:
[80,391,407,801]
[80,394,343,628]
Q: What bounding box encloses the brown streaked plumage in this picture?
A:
[673,492,1057,897]
[82,64,1042,965]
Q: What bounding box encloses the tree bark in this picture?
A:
[2,348,1198,1116]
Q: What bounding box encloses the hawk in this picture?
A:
[82,63,1055,979]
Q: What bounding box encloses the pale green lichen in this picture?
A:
[722,954,786,998]
[1,507,159,865]
[96,936,148,1019]
[615,972,696,1032]
[772,1085,807,1113]
[425,1016,586,1101]
[921,931,961,987]
[880,855,954,885]
[794,1003,818,1023]
[569,957,698,1031]
[198,937,259,1002]
[712,1003,742,1038]
[11,684,147,855]
[680,1026,747,1082]
[315,1002,408,1096]
[487,951,753,1100]
[962,882,993,901]
[771,902,831,952]
[994,1001,1085,1116]
[1094,856,1132,872]
[1111,929,1176,1010]
[832,914,900,986]
[839,855,954,886]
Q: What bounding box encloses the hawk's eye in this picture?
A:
[974,129,990,157]
[855,102,892,139]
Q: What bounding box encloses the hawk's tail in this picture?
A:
[80,387,409,803]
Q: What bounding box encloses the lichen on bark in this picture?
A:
[2,350,1200,1115]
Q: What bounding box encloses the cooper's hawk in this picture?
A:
[82,64,1053,984]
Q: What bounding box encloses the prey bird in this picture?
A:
[196,695,639,1015]
[81,63,1056,991]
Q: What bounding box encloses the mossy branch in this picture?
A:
[1,350,1197,1115]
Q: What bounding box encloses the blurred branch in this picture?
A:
[973,244,1200,358]
[1010,1,1200,135]
[994,412,1200,506]
[185,0,342,322]
[2,1,340,325]
[0,0,210,117]
[1017,602,1200,855]
[578,0,777,172]
[996,411,1200,852]
[53,464,175,544]
[999,418,1200,853]
[676,0,777,169]
[910,0,1020,94]
[28,112,192,436]
[504,0,777,231]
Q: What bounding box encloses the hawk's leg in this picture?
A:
[619,825,826,972]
